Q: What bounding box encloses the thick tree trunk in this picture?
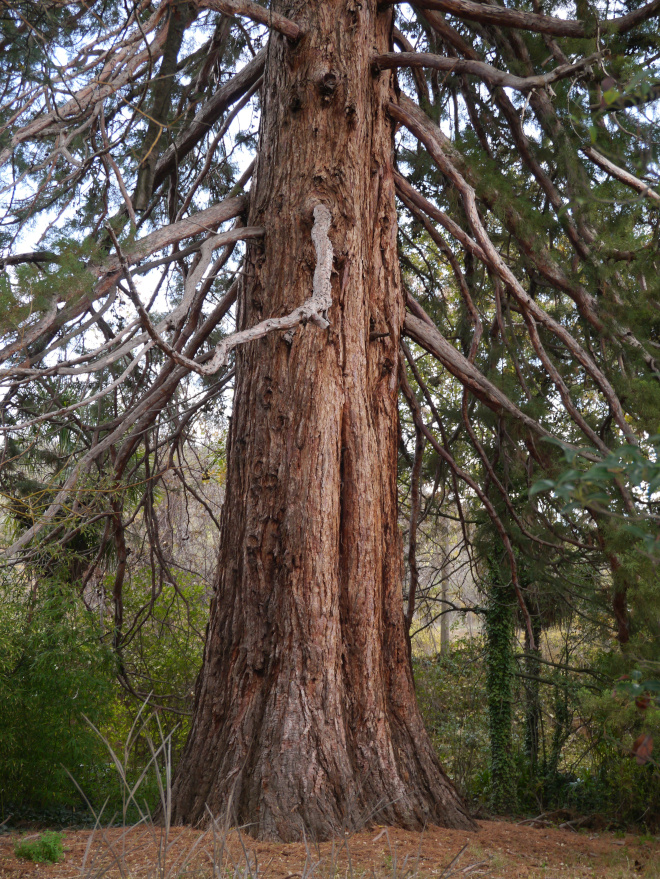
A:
[170,0,474,840]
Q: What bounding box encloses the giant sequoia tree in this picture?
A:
[1,0,659,841]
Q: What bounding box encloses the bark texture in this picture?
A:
[170,0,475,840]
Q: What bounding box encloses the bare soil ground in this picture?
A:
[1,820,658,879]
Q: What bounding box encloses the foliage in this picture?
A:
[531,437,660,557]
[14,831,65,863]
[0,558,206,819]
[102,569,207,785]
[484,579,517,814]
[415,631,660,828]
[0,577,115,814]
[415,639,490,805]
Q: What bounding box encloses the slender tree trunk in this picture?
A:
[170,0,474,840]
[523,618,542,778]
[440,527,450,655]
[440,579,449,654]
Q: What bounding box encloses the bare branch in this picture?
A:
[374,51,604,93]
[388,0,660,38]
[196,203,333,372]
[196,0,302,40]
[582,146,660,203]
[0,198,254,369]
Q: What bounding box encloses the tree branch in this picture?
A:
[582,146,660,203]
[0,251,58,269]
[388,0,660,38]
[196,0,302,40]
[391,95,637,446]
[399,348,536,649]
[153,48,266,190]
[374,51,604,93]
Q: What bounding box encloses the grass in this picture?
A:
[14,831,65,863]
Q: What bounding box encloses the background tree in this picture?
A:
[0,0,658,841]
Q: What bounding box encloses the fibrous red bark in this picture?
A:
[170,0,475,840]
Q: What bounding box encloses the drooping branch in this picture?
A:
[374,50,604,93]
[391,96,638,446]
[388,0,660,38]
[1,264,241,560]
[399,350,536,649]
[196,0,302,40]
[0,195,253,369]
[582,147,660,203]
[396,119,660,382]
[0,5,171,167]
[403,310,546,442]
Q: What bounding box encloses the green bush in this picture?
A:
[415,635,660,828]
[94,570,207,817]
[414,638,490,805]
[14,831,64,863]
[0,562,208,822]
[0,578,116,815]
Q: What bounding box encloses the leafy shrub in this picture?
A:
[14,831,64,863]
[414,638,490,805]
[95,570,207,817]
[415,635,660,828]
[0,562,208,821]
[0,578,116,813]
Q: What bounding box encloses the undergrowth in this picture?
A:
[14,831,64,863]
[414,635,660,829]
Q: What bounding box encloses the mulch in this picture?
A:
[1,819,658,879]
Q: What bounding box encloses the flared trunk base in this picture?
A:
[170,0,475,841]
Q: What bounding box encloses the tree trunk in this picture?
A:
[440,527,450,655]
[523,618,541,778]
[170,0,474,840]
[485,576,516,814]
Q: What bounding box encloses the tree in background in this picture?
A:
[0,0,659,840]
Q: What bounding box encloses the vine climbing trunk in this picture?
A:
[485,574,516,814]
[169,0,474,841]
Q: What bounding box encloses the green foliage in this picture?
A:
[102,569,207,788]
[531,437,660,556]
[14,831,64,863]
[0,556,207,820]
[415,632,660,828]
[414,639,490,804]
[615,670,660,708]
[0,577,116,814]
[484,582,517,814]
[565,682,660,826]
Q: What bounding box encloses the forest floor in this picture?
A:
[0,819,658,879]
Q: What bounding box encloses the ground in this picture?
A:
[1,820,658,879]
